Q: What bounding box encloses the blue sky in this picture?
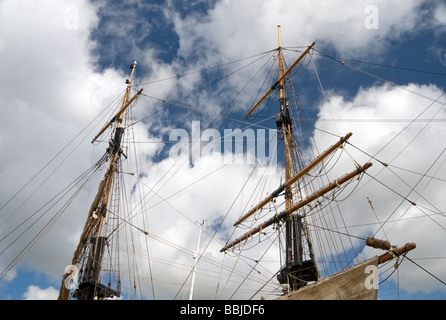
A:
[0,0,446,300]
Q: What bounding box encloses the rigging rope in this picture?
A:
[135,50,277,88]
[313,49,446,77]
[0,158,105,281]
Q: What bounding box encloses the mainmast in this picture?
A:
[222,28,365,291]
[221,28,417,298]
[58,62,142,300]
[225,28,322,290]
[276,25,318,291]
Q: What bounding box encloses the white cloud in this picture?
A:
[434,1,446,25]
[171,0,427,61]
[23,285,58,300]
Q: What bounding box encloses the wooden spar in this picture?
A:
[366,236,391,250]
[91,88,143,143]
[234,132,353,226]
[221,162,373,252]
[378,243,416,264]
[244,41,316,119]
[365,237,416,264]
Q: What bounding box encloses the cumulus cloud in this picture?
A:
[23,285,58,300]
[170,0,428,61]
[434,1,446,25]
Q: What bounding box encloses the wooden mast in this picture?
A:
[235,28,320,291]
[277,25,293,216]
[277,25,312,290]
[58,62,139,300]
[244,38,315,119]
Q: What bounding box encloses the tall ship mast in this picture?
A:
[220,26,415,299]
[58,62,143,300]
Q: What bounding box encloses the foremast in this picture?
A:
[58,62,142,300]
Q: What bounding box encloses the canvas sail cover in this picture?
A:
[277,256,379,300]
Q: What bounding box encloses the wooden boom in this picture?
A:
[221,162,373,252]
[378,242,416,264]
[366,237,416,264]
